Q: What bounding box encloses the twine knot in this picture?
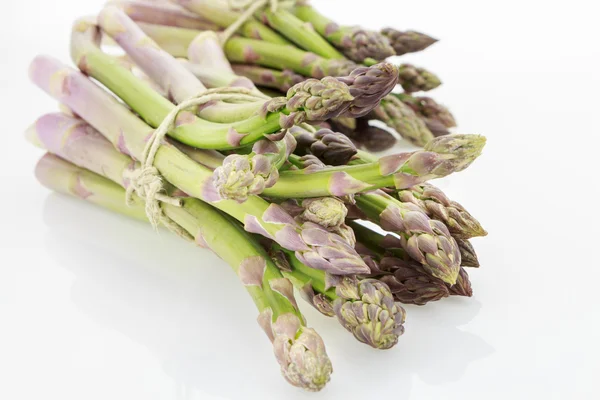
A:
[124,86,269,236]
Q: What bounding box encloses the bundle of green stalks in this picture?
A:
[115,0,456,148]
[27,0,487,391]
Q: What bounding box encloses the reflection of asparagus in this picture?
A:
[35,154,332,391]
[381,28,438,56]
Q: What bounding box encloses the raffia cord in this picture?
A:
[123,86,269,235]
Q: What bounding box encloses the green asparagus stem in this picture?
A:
[224,36,358,78]
[398,64,442,93]
[290,3,395,62]
[99,7,267,123]
[381,28,438,56]
[256,7,345,59]
[34,153,332,391]
[25,108,369,277]
[231,64,305,93]
[108,0,220,30]
[397,184,487,239]
[173,0,291,45]
[265,133,486,198]
[369,95,435,146]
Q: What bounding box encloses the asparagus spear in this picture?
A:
[449,267,474,297]
[25,109,369,276]
[456,238,480,268]
[224,36,358,78]
[262,133,485,198]
[354,191,462,285]
[381,28,438,56]
[369,94,436,146]
[255,7,345,59]
[273,248,406,350]
[34,153,333,391]
[173,0,292,45]
[98,7,268,122]
[394,93,457,128]
[290,3,395,62]
[291,125,358,166]
[397,184,487,239]
[107,0,220,30]
[398,64,442,93]
[351,222,473,303]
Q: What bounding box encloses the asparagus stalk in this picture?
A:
[449,268,474,297]
[381,28,438,56]
[212,134,296,202]
[231,64,305,93]
[351,221,472,303]
[273,248,406,350]
[354,191,462,285]
[398,64,442,93]
[397,184,487,239]
[291,125,357,166]
[135,22,201,58]
[99,7,266,122]
[224,36,358,78]
[290,3,395,62]
[262,133,485,198]
[173,0,291,45]
[394,93,457,128]
[456,239,480,268]
[71,18,353,150]
[107,0,220,30]
[25,108,369,277]
[34,153,332,391]
[369,94,436,146]
[255,7,345,59]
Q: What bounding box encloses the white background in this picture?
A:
[1,0,599,399]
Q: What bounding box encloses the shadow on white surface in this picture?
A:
[42,193,494,399]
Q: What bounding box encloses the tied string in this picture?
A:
[123,86,268,238]
[220,0,284,46]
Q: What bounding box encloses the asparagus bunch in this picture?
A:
[25,0,487,391]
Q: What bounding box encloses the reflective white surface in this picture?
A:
[1,1,599,399]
